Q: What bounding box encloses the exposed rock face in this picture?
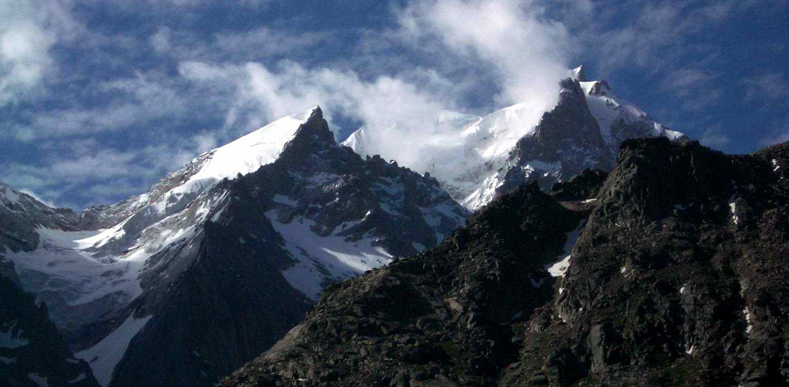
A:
[105,181,313,387]
[1,107,467,387]
[344,71,685,211]
[549,169,608,202]
[0,273,100,387]
[0,183,82,252]
[105,108,466,387]
[498,78,613,195]
[509,138,789,386]
[220,182,588,387]
[219,138,789,387]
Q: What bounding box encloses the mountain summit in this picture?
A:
[571,65,588,81]
[0,107,467,387]
[345,68,685,210]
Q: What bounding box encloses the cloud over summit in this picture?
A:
[0,0,785,208]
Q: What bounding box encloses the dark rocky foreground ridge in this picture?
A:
[0,274,100,387]
[220,137,789,387]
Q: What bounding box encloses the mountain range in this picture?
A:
[220,137,789,387]
[0,70,700,387]
[345,66,683,210]
[1,108,466,387]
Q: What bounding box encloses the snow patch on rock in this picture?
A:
[546,221,585,277]
[744,307,753,336]
[67,373,87,384]
[0,321,28,348]
[268,210,392,300]
[729,197,739,225]
[28,373,49,387]
[75,314,153,387]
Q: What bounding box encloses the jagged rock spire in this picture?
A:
[572,65,588,82]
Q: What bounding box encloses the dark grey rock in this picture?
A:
[0,274,100,387]
[219,138,789,387]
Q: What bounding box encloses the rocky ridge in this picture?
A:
[219,137,789,387]
[344,67,685,211]
[0,107,467,387]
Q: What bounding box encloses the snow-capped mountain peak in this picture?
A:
[0,182,22,206]
[1,105,468,387]
[346,68,685,211]
[575,78,685,149]
[571,65,588,82]
[172,106,323,197]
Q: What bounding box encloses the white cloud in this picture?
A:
[0,0,83,105]
[141,26,332,65]
[661,69,713,92]
[175,0,575,177]
[739,72,789,102]
[577,1,749,76]
[179,58,480,175]
[660,69,721,111]
[150,27,172,54]
[0,21,55,86]
[178,60,457,139]
[350,0,574,173]
[10,71,191,141]
[397,0,571,107]
[0,1,56,104]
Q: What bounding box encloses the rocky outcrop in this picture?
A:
[549,169,608,202]
[104,109,465,387]
[2,108,467,387]
[500,78,613,194]
[508,138,789,386]
[0,273,100,387]
[105,181,313,387]
[219,138,789,386]
[344,70,685,211]
[76,152,211,230]
[218,182,590,387]
[0,183,82,252]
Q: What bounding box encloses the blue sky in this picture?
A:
[1,0,787,209]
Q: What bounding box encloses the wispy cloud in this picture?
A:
[396,0,571,107]
[573,0,750,76]
[1,139,208,208]
[0,0,786,208]
[177,59,459,137]
[149,26,172,54]
[10,71,191,141]
[660,69,721,111]
[739,72,789,103]
[0,0,74,105]
[150,27,333,65]
[699,125,731,149]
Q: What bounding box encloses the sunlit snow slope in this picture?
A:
[345,67,685,211]
[1,106,468,387]
[1,109,316,335]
